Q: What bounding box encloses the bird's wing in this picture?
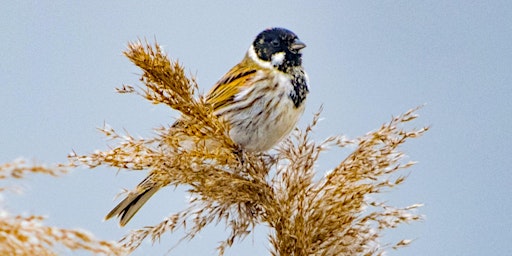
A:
[206,58,262,111]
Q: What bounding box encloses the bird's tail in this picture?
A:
[105,183,160,227]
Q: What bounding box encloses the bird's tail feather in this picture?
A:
[105,186,160,227]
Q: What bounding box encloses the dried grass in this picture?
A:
[71,40,427,255]
[0,159,126,256]
[1,39,427,256]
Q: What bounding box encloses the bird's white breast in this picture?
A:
[217,70,306,152]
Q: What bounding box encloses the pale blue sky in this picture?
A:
[1,1,511,255]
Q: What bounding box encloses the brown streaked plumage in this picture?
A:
[105,27,309,226]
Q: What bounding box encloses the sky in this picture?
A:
[1,1,511,255]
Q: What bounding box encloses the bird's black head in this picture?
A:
[252,28,306,71]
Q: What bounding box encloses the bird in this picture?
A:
[105,27,309,226]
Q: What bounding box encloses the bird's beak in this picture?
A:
[291,39,306,51]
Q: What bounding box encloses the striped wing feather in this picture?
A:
[206,57,261,111]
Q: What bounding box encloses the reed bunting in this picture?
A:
[106,27,309,226]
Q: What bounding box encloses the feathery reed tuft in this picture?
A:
[0,159,126,256]
[69,40,427,255]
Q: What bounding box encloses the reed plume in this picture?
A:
[69,40,426,255]
[0,159,126,256]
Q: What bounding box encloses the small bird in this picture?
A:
[105,27,309,226]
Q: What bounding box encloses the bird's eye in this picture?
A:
[270,39,280,47]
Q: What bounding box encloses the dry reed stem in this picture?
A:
[68,40,427,255]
